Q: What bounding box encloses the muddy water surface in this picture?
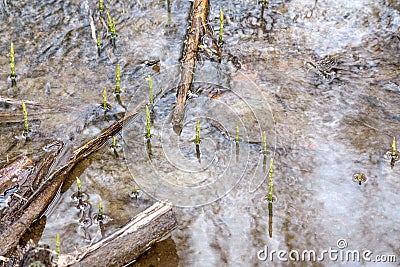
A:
[1,0,399,266]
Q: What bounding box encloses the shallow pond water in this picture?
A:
[1,0,399,266]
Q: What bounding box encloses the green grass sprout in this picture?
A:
[115,64,121,94]
[219,8,224,44]
[22,100,30,132]
[195,120,201,144]
[145,105,151,139]
[148,75,153,104]
[267,158,274,202]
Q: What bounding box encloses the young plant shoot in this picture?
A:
[263,131,267,155]
[195,120,201,144]
[219,8,224,44]
[10,42,16,80]
[267,158,274,202]
[145,105,151,139]
[392,136,397,157]
[98,200,103,221]
[22,100,30,133]
[148,75,153,105]
[235,121,239,142]
[103,87,107,108]
[55,234,61,258]
[115,64,121,94]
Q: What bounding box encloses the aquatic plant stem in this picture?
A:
[145,105,151,139]
[267,158,274,202]
[115,64,121,94]
[263,131,267,155]
[56,234,61,258]
[98,200,103,221]
[76,177,82,191]
[392,136,397,157]
[148,75,153,105]
[103,87,107,108]
[195,120,201,144]
[112,136,117,148]
[219,8,224,44]
[10,42,16,79]
[99,0,104,11]
[21,100,29,132]
[97,34,101,55]
[235,121,239,142]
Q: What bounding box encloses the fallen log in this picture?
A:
[0,99,147,257]
[57,201,177,267]
[172,0,210,134]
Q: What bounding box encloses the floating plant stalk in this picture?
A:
[235,121,239,142]
[356,173,363,185]
[263,131,267,155]
[195,120,201,144]
[76,177,82,198]
[99,0,104,12]
[219,8,224,44]
[112,136,117,148]
[98,200,103,221]
[97,34,101,55]
[55,234,60,258]
[148,75,153,105]
[103,87,107,108]
[22,100,29,132]
[132,185,140,199]
[392,136,397,157]
[10,43,16,79]
[115,64,121,94]
[107,13,117,46]
[267,158,274,202]
[145,105,151,139]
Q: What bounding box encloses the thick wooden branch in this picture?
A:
[58,201,177,267]
[172,0,209,134]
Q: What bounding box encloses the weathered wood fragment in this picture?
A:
[172,0,210,134]
[58,201,177,267]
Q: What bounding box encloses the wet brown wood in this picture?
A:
[0,156,35,196]
[58,201,177,267]
[0,100,147,257]
[172,0,210,134]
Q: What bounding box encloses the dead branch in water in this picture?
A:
[172,0,210,134]
[0,100,147,257]
[58,201,177,267]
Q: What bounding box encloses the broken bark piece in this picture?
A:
[172,0,210,134]
[0,156,34,196]
[58,201,177,267]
